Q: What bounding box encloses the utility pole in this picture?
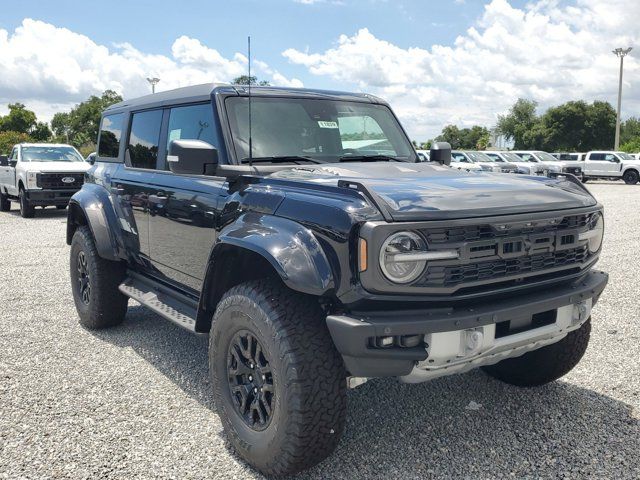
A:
[613,47,632,150]
[146,77,160,94]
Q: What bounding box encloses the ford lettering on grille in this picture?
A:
[61,177,76,184]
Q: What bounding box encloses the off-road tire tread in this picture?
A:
[210,280,347,476]
[482,318,591,387]
[19,189,34,218]
[70,226,128,329]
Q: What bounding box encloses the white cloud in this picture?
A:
[0,19,302,121]
[283,0,640,139]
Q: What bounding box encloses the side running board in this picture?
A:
[119,272,199,333]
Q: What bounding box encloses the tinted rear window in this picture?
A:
[98,113,124,158]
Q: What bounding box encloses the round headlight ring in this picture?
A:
[587,212,604,253]
[379,231,427,284]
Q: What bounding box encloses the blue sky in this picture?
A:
[0,0,637,139]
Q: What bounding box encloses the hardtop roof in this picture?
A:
[104,83,384,114]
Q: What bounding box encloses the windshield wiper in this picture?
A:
[240,155,325,164]
[339,154,404,162]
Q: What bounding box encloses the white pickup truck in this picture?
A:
[0,143,90,217]
[582,151,640,184]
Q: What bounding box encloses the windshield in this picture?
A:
[21,146,84,162]
[617,152,635,161]
[514,152,539,163]
[225,97,416,163]
[535,151,559,162]
[467,151,495,162]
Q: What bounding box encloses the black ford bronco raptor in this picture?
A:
[67,84,608,476]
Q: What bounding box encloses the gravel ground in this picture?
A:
[1,182,639,479]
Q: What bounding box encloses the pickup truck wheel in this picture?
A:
[19,189,35,218]
[209,280,347,476]
[0,192,9,211]
[623,169,639,185]
[70,226,128,329]
[482,318,591,387]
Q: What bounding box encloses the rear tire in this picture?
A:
[19,188,34,218]
[482,318,591,387]
[623,169,639,185]
[0,192,9,211]
[70,226,128,329]
[209,280,347,476]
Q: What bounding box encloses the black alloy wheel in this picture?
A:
[227,330,274,430]
[76,251,91,305]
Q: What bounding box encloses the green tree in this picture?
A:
[435,125,489,149]
[496,99,538,149]
[0,131,31,154]
[232,75,270,86]
[31,121,52,142]
[621,117,640,145]
[0,103,37,134]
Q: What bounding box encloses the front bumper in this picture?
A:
[26,188,81,206]
[326,270,608,379]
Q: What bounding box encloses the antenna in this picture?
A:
[248,36,253,167]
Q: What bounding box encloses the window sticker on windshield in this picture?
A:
[318,121,339,129]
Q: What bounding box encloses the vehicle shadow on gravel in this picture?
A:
[5,207,68,218]
[93,305,640,479]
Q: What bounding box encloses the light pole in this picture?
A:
[613,47,632,150]
[146,77,160,94]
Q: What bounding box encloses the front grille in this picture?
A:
[37,173,85,189]
[422,245,588,287]
[563,167,582,175]
[408,212,595,292]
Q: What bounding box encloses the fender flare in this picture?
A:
[195,213,336,332]
[66,184,123,261]
[215,213,335,295]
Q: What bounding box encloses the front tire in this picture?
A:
[482,318,591,387]
[209,280,347,476]
[623,169,639,185]
[0,192,9,212]
[70,226,128,329]
[19,189,34,218]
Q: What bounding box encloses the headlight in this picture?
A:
[378,232,459,284]
[480,164,492,171]
[26,171,40,189]
[579,212,604,253]
[379,232,427,284]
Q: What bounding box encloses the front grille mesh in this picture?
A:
[421,245,588,287]
[37,173,84,189]
[410,213,593,291]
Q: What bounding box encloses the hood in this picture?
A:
[21,161,91,173]
[270,162,596,221]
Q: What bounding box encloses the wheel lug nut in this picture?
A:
[253,387,258,394]
[262,375,266,381]
[248,375,253,381]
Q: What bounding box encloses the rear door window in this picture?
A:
[98,113,124,158]
[127,110,163,169]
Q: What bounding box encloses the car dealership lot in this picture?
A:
[1,182,639,479]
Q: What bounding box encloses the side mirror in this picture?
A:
[87,154,96,165]
[168,139,218,175]
[0,155,7,167]
[430,142,452,166]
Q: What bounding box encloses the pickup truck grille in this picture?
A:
[36,173,85,190]
[410,212,595,293]
[562,166,582,176]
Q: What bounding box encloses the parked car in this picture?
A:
[467,150,519,173]
[415,149,430,162]
[582,151,640,184]
[66,83,608,476]
[452,150,500,172]
[484,150,544,175]
[0,143,90,217]
[448,151,482,171]
[511,151,564,175]
[553,152,585,162]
